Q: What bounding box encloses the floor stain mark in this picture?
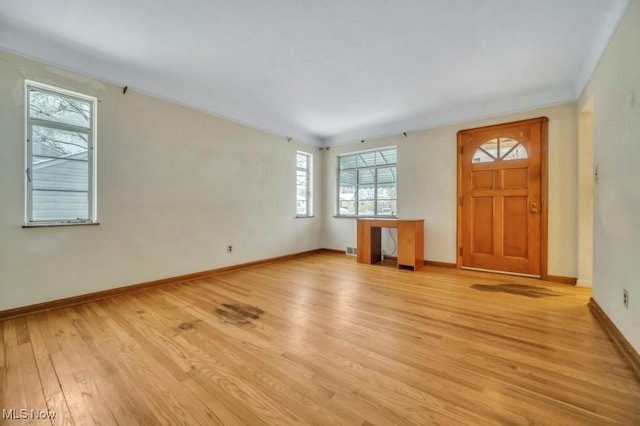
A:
[471,283,559,298]
[216,303,264,326]
[221,303,264,319]
[178,320,200,331]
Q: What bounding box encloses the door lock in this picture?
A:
[530,202,538,214]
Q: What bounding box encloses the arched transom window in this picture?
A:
[472,138,528,163]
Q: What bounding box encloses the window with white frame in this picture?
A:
[337,147,397,217]
[25,81,97,225]
[296,151,312,216]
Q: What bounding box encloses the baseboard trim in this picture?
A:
[545,275,577,285]
[320,250,457,269]
[320,248,347,254]
[0,249,323,322]
[588,297,640,381]
[424,260,457,269]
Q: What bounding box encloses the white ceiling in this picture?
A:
[0,0,630,145]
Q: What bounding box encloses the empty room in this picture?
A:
[1,0,639,424]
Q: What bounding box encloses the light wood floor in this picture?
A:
[2,252,639,425]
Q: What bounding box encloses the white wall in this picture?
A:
[577,103,594,287]
[578,0,640,352]
[322,103,578,277]
[0,51,322,311]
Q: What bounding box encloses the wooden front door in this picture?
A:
[457,117,548,277]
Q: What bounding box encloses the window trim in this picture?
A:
[296,150,312,217]
[336,146,397,218]
[24,80,98,226]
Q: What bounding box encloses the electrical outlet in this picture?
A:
[623,289,629,308]
[227,245,233,254]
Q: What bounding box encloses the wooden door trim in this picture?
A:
[456,117,549,278]
[539,118,549,279]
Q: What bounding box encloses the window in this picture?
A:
[338,147,397,217]
[296,151,312,217]
[472,138,528,163]
[25,81,97,225]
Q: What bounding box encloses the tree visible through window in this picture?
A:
[338,147,397,217]
[26,81,97,224]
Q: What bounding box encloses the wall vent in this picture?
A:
[346,246,357,256]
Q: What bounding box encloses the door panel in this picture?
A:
[503,168,528,188]
[503,196,528,258]
[472,170,495,190]
[472,197,494,254]
[458,117,547,276]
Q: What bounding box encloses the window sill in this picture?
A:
[295,215,315,219]
[23,222,100,228]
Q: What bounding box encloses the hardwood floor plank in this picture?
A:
[69,304,172,425]
[14,317,31,345]
[122,290,339,424]
[2,320,29,422]
[26,316,75,426]
[88,302,225,425]
[2,319,52,425]
[47,310,114,426]
[1,252,639,425]
[182,325,358,425]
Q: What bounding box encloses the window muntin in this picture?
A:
[26,81,97,225]
[296,151,312,216]
[472,138,528,163]
[338,147,397,217]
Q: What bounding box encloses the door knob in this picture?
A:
[530,202,538,214]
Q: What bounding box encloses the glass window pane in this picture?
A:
[339,201,355,215]
[32,125,89,159]
[358,200,375,216]
[296,200,307,215]
[27,84,95,225]
[338,147,397,217]
[358,184,375,200]
[32,157,88,192]
[339,171,356,201]
[499,138,518,158]
[377,167,396,184]
[481,139,498,155]
[376,148,397,165]
[339,155,357,170]
[472,148,495,163]
[503,144,528,161]
[297,186,307,200]
[339,170,356,186]
[377,184,396,200]
[471,139,502,163]
[357,152,376,168]
[296,153,308,169]
[358,168,375,185]
[376,200,396,216]
[32,190,89,222]
[296,170,307,186]
[29,88,91,128]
